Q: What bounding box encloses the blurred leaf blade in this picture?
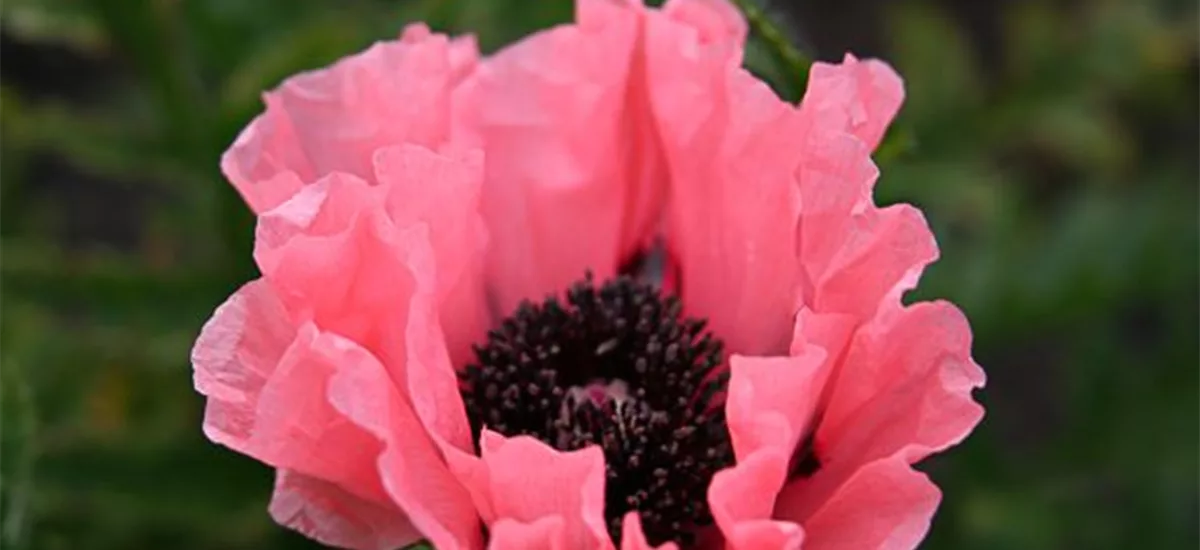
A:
[1,356,38,549]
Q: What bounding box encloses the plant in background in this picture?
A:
[191,0,984,548]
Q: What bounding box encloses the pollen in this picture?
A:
[459,273,733,546]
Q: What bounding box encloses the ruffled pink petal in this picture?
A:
[791,56,929,321]
[373,144,489,366]
[254,188,416,374]
[489,517,568,550]
[707,452,802,550]
[269,469,421,550]
[469,0,665,314]
[811,204,939,320]
[787,458,940,550]
[645,18,804,355]
[788,129,936,323]
[374,145,485,294]
[803,54,904,151]
[706,342,826,549]
[192,287,426,548]
[248,324,396,495]
[724,347,828,460]
[222,24,479,213]
[660,0,747,49]
[790,132,877,306]
[619,512,680,550]
[393,243,477,459]
[459,431,613,550]
[192,278,296,446]
[789,308,857,361]
[252,144,490,369]
[252,168,478,455]
[222,116,314,213]
[799,145,930,319]
[202,170,487,546]
[194,282,385,502]
[326,332,481,550]
[773,301,983,525]
[264,26,468,181]
[820,301,985,469]
[253,172,378,252]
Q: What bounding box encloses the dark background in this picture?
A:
[1,0,1196,549]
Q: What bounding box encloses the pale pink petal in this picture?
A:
[725,346,828,460]
[264,26,469,182]
[661,0,747,48]
[269,469,422,550]
[398,22,482,85]
[789,55,916,319]
[252,144,491,372]
[221,24,479,213]
[326,334,482,550]
[195,284,388,505]
[442,443,497,525]
[707,344,825,550]
[229,170,306,215]
[375,144,490,365]
[395,242,476,458]
[375,145,485,292]
[620,512,680,550]
[785,308,858,427]
[706,452,803,550]
[790,458,940,550]
[789,308,857,362]
[789,126,937,320]
[820,301,986,468]
[253,179,427,377]
[254,173,477,457]
[471,0,662,314]
[193,293,421,548]
[489,517,567,550]
[791,133,878,305]
[228,178,483,547]
[221,112,315,213]
[811,205,939,320]
[649,62,806,355]
[253,172,378,254]
[256,211,411,374]
[247,324,393,497]
[803,54,904,151]
[645,0,827,356]
[790,57,920,319]
[463,431,614,550]
[774,301,983,523]
[643,0,746,141]
[723,521,804,550]
[192,278,296,446]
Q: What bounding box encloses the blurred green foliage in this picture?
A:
[1,0,1196,549]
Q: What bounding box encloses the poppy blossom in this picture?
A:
[192,0,985,548]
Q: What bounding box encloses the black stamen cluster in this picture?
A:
[459,274,732,547]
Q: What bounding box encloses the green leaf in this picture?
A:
[1,357,38,549]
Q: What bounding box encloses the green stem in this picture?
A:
[732,0,811,98]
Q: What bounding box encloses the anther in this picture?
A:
[459,273,733,546]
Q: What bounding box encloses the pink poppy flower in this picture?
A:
[192,0,985,549]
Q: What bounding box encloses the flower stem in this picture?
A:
[732,0,811,99]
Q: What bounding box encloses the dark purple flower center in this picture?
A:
[459,274,733,547]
